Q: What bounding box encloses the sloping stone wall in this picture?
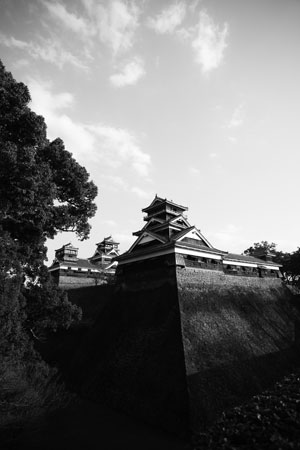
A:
[70,255,189,435]
[176,267,300,430]
[46,257,300,436]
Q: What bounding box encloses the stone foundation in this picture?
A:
[61,257,300,435]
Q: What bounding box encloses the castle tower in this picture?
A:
[48,237,119,289]
[89,236,119,270]
[54,242,79,262]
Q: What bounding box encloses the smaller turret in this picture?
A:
[55,243,78,262]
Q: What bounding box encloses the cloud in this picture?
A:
[228,136,237,144]
[99,175,128,190]
[0,33,28,49]
[39,1,140,62]
[209,152,217,158]
[110,57,145,87]
[87,124,151,176]
[226,104,245,129]
[189,167,200,175]
[113,232,135,247]
[130,186,149,198]
[29,79,151,177]
[148,2,186,34]
[42,1,89,35]
[29,79,74,111]
[192,11,228,74]
[207,224,249,253]
[83,0,140,55]
[99,176,150,199]
[0,32,87,70]
[12,58,30,69]
[99,219,117,227]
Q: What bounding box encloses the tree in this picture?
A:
[0,59,97,423]
[242,241,300,283]
[0,60,97,273]
[280,248,300,285]
[243,241,277,256]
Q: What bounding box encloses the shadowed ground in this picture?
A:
[2,398,189,450]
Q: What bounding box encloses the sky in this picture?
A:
[1,0,300,263]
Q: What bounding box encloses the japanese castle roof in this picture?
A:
[142,195,188,213]
[225,253,281,267]
[48,258,101,271]
[115,195,282,269]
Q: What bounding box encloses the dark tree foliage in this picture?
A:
[243,241,277,256]
[243,241,300,284]
[0,60,97,271]
[280,248,300,284]
[0,60,97,423]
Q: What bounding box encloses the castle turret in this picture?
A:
[55,243,78,262]
[89,236,120,268]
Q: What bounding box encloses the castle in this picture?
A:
[48,236,119,289]
[50,196,300,436]
[50,196,281,288]
[115,195,281,278]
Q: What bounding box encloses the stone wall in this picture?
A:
[47,256,300,436]
[176,266,300,430]
[70,254,190,435]
[58,272,113,290]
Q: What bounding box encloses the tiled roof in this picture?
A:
[49,258,101,270]
[175,240,226,255]
[142,195,188,213]
[225,253,281,266]
[170,226,194,241]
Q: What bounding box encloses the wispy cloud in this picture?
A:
[42,1,89,35]
[192,11,228,74]
[0,32,87,70]
[40,0,141,65]
[189,167,200,175]
[99,175,150,199]
[0,34,28,49]
[148,2,186,34]
[83,0,140,55]
[99,218,117,227]
[99,174,128,190]
[29,79,151,177]
[110,57,145,87]
[87,124,151,176]
[226,104,245,129]
[207,224,249,253]
[130,186,149,198]
[228,136,238,144]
